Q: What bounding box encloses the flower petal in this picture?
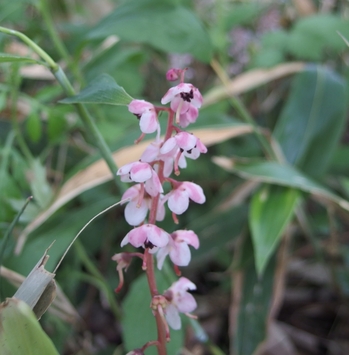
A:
[126,227,147,247]
[145,171,163,197]
[165,304,181,330]
[173,230,199,249]
[124,200,148,226]
[176,292,197,313]
[184,182,205,204]
[175,132,197,151]
[167,189,189,215]
[169,242,191,266]
[130,162,152,182]
[139,109,158,133]
[145,224,169,247]
[128,99,153,114]
[156,245,170,270]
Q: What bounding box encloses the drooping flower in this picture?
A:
[128,99,159,134]
[121,184,165,226]
[156,230,199,269]
[160,132,207,161]
[141,139,186,177]
[117,161,163,197]
[163,277,197,330]
[161,83,202,126]
[121,224,170,249]
[164,181,205,215]
[111,252,133,292]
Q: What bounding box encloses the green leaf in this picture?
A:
[59,74,133,106]
[0,298,59,355]
[122,272,184,355]
[28,159,53,210]
[249,185,299,275]
[0,53,46,65]
[26,112,42,143]
[214,159,349,212]
[287,14,349,60]
[223,3,265,29]
[274,65,347,178]
[233,236,276,355]
[87,0,213,62]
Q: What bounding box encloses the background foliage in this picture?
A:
[1,0,349,354]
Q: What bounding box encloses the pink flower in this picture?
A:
[121,224,170,249]
[177,106,199,128]
[163,277,197,330]
[161,83,202,126]
[165,182,205,215]
[160,132,207,161]
[141,139,186,177]
[117,161,163,197]
[128,99,159,134]
[156,230,199,269]
[166,68,180,81]
[121,184,165,226]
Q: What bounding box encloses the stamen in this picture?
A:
[176,100,183,124]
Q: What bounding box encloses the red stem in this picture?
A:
[145,110,175,355]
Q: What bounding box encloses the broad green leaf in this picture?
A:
[249,185,299,275]
[87,0,213,62]
[274,65,347,178]
[59,74,133,106]
[122,272,184,355]
[0,52,46,65]
[0,298,59,355]
[28,159,53,210]
[233,236,275,355]
[287,15,349,60]
[213,158,349,212]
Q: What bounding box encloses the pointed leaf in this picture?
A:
[233,236,276,355]
[59,74,133,106]
[249,185,299,275]
[87,0,213,62]
[0,53,46,65]
[274,65,347,178]
[213,158,349,212]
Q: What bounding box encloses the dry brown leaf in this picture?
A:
[203,62,305,107]
[17,125,252,251]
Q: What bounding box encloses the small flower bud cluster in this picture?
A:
[112,68,206,348]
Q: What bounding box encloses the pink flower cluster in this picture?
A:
[112,68,206,344]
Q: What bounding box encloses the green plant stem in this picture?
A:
[38,0,84,84]
[0,26,57,70]
[54,68,120,186]
[0,26,120,187]
[10,64,33,162]
[210,59,277,160]
[74,239,121,319]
